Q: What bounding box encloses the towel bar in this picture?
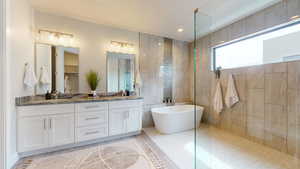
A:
[214,67,221,79]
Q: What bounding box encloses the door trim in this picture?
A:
[0,0,7,168]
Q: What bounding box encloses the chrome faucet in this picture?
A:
[163,97,175,105]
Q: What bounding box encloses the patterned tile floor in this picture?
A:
[14,133,179,169]
[144,125,300,169]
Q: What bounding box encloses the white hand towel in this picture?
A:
[135,71,142,88]
[40,66,51,85]
[64,76,70,93]
[225,74,239,108]
[24,64,37,88]
[213,80,223,114]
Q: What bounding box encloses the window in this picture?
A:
[213,20,300,70]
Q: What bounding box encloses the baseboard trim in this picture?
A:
[18,131,141,158]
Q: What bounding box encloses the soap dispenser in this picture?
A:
[45,91,51,100]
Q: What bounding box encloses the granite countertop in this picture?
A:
[16,95,143,106]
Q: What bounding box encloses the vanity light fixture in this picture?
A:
[290,15,300,21]
[36,29,75,47]
[109,41,135,54]
[216,40,225,45]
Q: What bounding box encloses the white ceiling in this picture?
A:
[30,0,280,42]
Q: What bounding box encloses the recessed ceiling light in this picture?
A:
[177,28,184,32]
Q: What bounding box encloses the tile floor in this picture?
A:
[144,125,300,169]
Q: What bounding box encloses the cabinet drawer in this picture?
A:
[18,104,75,117]
[76,110,108,127]
[109,100,142,109]
[76,102,108,112]
[76,125,108,142]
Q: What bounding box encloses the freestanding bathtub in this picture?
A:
[151,105,204,134]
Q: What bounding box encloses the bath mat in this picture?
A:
[14,132,179,169]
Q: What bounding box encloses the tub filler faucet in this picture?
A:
[163,97,175,105]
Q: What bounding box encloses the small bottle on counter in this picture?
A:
[125,90,130,96]
[45,91,51,100]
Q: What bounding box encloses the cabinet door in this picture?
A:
[49,113,75,147]
[109,109,127,136]
[126,108,142,133]
[18,116,48,152]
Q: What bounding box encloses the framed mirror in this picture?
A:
[35,43,80,94]
[106,52,135,93]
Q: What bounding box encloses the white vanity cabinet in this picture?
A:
[109,109,128,135]
[48,113,75,147]
[17,104,75,152]
[18,115,49,152]
[109,100,142,136]
[17,99,143,155]
[75,102,109,142]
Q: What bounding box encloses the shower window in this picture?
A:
[213,20,300,70]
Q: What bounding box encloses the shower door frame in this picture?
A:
[193,8,198,169]
[0,0,7,168]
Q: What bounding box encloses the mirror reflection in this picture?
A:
[107,52,135,93]
[35,43,79,94]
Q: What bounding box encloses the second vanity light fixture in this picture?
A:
[36,29,75,47]
[109,41,135,54]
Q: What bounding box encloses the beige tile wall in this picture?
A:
[139,33,164,127]
[173,40,191,103]
[139,33,191,127]
[192,0,300,158]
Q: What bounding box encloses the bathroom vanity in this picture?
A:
[16,96,143,156]
[16,42,141,157]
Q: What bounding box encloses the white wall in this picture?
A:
[6,0,35,168]
[0,0,7,168]
[34,11,140,93]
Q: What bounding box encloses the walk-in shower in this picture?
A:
[193,2,300,168]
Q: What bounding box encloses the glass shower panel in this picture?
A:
[193,9,213,169]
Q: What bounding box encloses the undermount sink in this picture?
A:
[56,93,82,99]
[71,93,122,99]
[47,93,124,101]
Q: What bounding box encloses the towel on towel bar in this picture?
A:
[39,66,51,85]
[213,80,223,114]
[24,64,37,88]
[225,74,239,108]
